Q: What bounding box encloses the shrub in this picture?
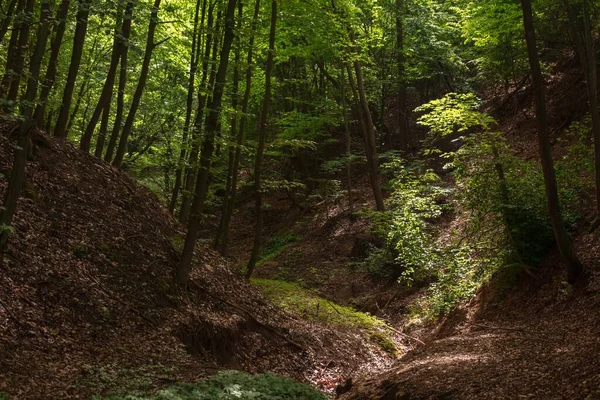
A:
[96,371,326,400]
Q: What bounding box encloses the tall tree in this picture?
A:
[113,0,163,167]
[245,0,277,279]
[33,0,71,127]
[169,0,205,213]
[520,0,584,284]
[177,0,237,284]
[565,0,600,230]
[216,0,261,256]
[396,0,408,151]
[104,1,134,163]
[0,0,51,255]
[178,1,219,223]
[54,0,91,138]
[79,1,130,153]
[0,0,26,107]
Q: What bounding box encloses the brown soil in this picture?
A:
[0,132,392,398]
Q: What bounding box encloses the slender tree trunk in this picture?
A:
[219,0,261,256]
[245,0,277,279]
[34,0,71,127]
[0,0,18,45]
[179,3,218,223]
[340,67,355,219]
[0,0,23,102]
[520,0,584,284]
[104,1,134,163]
[0,0,51,255]
[80,2,128,152]
[177,0,237,284]
[396,0,408,151]
[54,0,91,138]
[215,0,242,250]
[169,0,204,213]
[113,0,162,167]
[345,34,385,212]
[0,0,26,107]
[577,0,600,231]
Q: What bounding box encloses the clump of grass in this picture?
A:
[252,278,397,353]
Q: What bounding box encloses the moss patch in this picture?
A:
[252,278,397,353]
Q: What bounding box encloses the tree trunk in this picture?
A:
[169,0,204,214]
[245,0,277,279]
[0,0,23,102]
[177,0,237,285]
[112,0,162,167]
[396,0,408,151]
[54,0,91,138]
[80,1,128,153]
[104,1,134,163]
[179,3,219,223]
[0,0,51,255]
[0,0,18,45]
[33,0,71,127]
[520,0,584,284]
[218,0,261,256]
[215,0,242,250]
[0,0,26,107]
[341,67,355,219]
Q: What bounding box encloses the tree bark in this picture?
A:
[215,0,242,250]
[340,67,355,219]
[54,0,91,138]
[245,0,277,279]
[218,0,261,256]
[396,0,408,151]
[520,0,584,284]
[177,0,237,284]
[169,0,205,213]
[104,1,134,163]
[80,1,129,153]
[0,0,25,107]
[0,0,51,255]
[33,0,71,127]
[179,3,219,223]
[112,0,162,167]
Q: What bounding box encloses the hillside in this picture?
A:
[0,131,393,398]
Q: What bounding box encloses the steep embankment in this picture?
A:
[0,132,390,398]
[340,53,600,399]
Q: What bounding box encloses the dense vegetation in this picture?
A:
[1,0,600,396]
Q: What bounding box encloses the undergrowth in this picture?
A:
[252,278,397,353]
[95,370,326,400]
[365,94,594,321]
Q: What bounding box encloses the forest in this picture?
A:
[0,0,600,398]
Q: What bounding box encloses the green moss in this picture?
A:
[252,278,397,354]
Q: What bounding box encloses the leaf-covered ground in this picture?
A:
[0,132,396,399]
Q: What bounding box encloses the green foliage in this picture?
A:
[363,160,447,283]
[253,279,397,353]
[555,116,595,226]
[96,371,326,400]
